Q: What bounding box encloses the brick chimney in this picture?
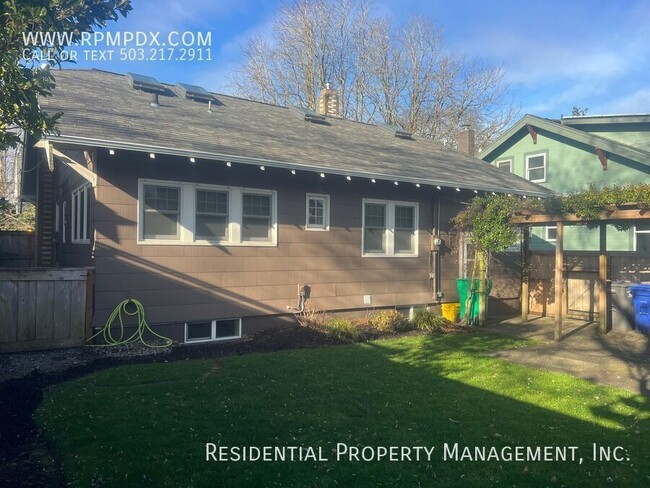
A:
[456,124,476,157]
[317,83,339,117]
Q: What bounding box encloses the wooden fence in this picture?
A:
[528,252,650,319]
[0,231,35,267]
[0,267,94,352]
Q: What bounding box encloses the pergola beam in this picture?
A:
[512,208,648,225]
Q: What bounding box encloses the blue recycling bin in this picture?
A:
[629,284,650,335]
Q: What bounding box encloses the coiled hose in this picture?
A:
[87,299,173,348]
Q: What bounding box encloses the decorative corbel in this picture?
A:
[595,147,607,171]
[526,124,537,144]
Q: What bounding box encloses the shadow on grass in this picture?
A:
[30,332,650,487]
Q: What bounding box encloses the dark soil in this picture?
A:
[0,325,352,487]
[0,324,464,487]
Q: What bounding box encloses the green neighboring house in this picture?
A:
[480,114,650,251]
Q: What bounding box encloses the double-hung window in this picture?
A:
[526,153,546,182]
[305,193,330,230]
[143,184,180,240]
[138,179,277,246]
[71,183,91,243]
[196,189,228,240]
[362,199,418,257]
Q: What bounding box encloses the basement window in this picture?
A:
[526,153,546,182]
[71,183,91,243]
[362,199,418,257]
[635,222,650,252]
[305,193,330,230]
[185,318,242,343]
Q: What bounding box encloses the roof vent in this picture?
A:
[290,105,327,124]
[126,72,166,94]
[175,82,215,103]
[379,124,412,139]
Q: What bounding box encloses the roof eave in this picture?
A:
[41,133,552,197]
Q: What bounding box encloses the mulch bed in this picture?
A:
[0,324,467,487]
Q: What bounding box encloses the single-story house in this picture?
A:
[21,69,549,343]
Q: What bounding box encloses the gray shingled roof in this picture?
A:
[40,69,551,196]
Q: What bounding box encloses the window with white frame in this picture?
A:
[143,184,181,240]
[526,153,546,182]
[496,159,512,172]
[62,201,67,243]
[195,189,228,240]
[635,222,650,252]
[546,225,557,242]
[138,179,277,246]
[185,318,241,343]
[362,199,418,257]
[71,183,91,243]
[305,193,330,230]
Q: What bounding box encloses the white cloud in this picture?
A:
[598,89,650,114]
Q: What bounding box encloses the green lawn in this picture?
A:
[37,334,650,487]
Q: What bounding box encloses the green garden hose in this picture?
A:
[87,299,173,348]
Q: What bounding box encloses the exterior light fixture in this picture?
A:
[523,195,527,199]
[109,149,115,155]
[436,185,441,190]
[260,165,265,171]
[226,161,232,167]
[474,190,478,194]
[149,153,156,159]
[416,183,421,188]
[394,181,399,186]
[189,157,196,163]
[320,173,325,178]
[371,178,376,183]
[346,176,352,181]
[291,169,296,175]
[455,187,461,192]
[492,192,496,195]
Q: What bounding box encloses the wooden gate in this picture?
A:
[0,268,94,352]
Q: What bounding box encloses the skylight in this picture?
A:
[290,105,327,123]
[126,72,166,94]
[175,82,215,103]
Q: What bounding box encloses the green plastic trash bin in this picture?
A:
[457,278,493,321]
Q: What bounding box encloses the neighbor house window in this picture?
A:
[185,318,242,343]
[496,159,512,172]
[138,179,277,246]
[71,183,91,243]
[526,153,546,182]
[142,184,180,240]
[362,199,418,257]
[305,193,330,230]
[635,222,650,252]
[195,189,228,240]
[546,225,557,242]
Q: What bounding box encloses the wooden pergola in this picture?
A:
[513,204,649,341]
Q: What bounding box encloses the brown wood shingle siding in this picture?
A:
[92,151,462,327]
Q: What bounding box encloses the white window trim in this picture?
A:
[305,193,330,231]
[184,318,242,343]
[496,159,512,172]
[361,198,419,258]
[546,225,557,242]
[71,183,91,244]
[137,179,277,247]
[525,152,546,183]
[633,225,650,252]
[62,201,67,243]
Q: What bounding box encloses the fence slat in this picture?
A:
[1,267,91,352]
[35,281,55,341]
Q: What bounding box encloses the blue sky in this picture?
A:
[60,0,650,119]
